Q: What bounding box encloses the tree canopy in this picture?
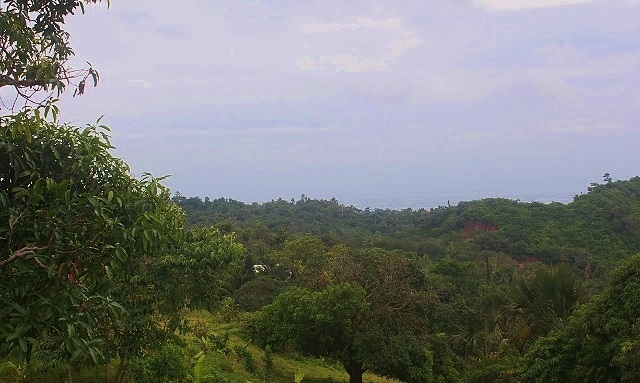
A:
[249,247,435,383]
[175,177,640,268]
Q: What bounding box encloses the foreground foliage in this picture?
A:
[1,112,184,368]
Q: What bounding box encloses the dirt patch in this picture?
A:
[461,220,498,239]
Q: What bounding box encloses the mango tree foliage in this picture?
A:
[250,284,370,383]
[270,235,327,280]
[0,111,184,364]
[1,0,103,107]
[232,275,286,312]
[250,248,435,383]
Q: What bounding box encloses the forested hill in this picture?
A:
[174,177,640,268]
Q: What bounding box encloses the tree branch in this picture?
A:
[2,229,57,268]
[33,256,48,270]
[1,246,45,268]
[0,74,46,89]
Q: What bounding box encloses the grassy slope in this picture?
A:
[0,311,398,383]
[190,310,400,383]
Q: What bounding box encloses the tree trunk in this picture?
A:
[104,362,111,383]
[114,351,127,383]
[348,365,364,383]
[342,359,364,383]
[485,252,491,284]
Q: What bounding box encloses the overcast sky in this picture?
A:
[54,0,640,208]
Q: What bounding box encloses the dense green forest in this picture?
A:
[3,1,640,383]
[176,175,640,271]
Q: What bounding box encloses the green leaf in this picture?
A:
[88,346,103,364]
[11,303,27,316]
[70,349,83,363]
[115,248,126,262]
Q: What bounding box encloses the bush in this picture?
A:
[127,342,189,383]
[232,276,286,312]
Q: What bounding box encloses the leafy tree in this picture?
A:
[249,248,434,383]
[126,342,189,383]
[250,284,374,383]
[270,235,327,283]
[0,112,184,367]
[154,226,244,328]
[99,225,243,383]
[1,0,102,108]
[232,275,286,312]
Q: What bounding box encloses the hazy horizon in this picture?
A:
[177,183,587,211]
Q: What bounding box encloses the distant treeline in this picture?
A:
[174,176,640,271]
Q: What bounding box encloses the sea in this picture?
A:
[331,190,578,211]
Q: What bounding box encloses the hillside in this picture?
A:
[175,177,640,271]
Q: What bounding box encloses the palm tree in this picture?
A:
[509,263,581,352]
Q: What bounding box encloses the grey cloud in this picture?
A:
[154,26,189,39]
[117,10,149,24]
